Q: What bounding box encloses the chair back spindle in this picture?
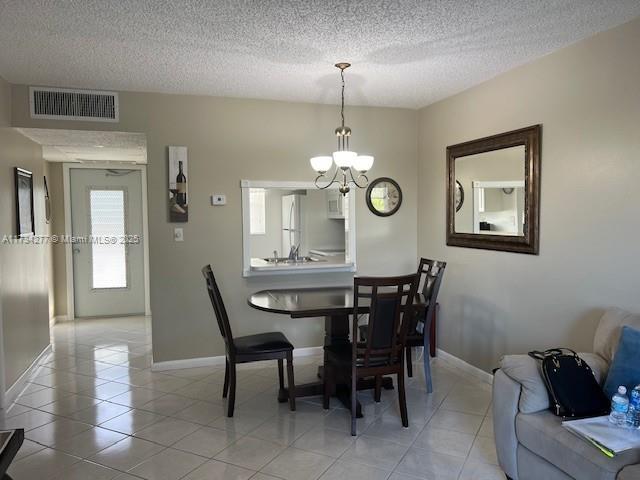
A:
[202,265,235,354]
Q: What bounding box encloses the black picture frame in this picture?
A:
[15,167,35,237]
[44,175,51,224]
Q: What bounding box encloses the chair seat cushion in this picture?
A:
[516,410,640,480]
[234,332,293,355]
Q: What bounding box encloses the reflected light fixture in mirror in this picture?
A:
[310,63,374,195]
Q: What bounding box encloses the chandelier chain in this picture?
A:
[340,68,345,128]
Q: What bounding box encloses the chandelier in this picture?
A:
[310,63,374,195]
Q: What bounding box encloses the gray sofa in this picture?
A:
[493,308,640,480]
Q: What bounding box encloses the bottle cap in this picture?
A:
[618,386,627,395]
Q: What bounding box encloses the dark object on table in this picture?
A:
[202,265,295,417]
[0,429,24,479]
[528,348,609,418]
[479,221,491,231]
[406,258,447,393]
[323,273,419,436]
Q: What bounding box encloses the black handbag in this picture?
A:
[528,348,610,418]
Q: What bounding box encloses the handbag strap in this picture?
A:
[528,347,580,364]
[528,348,560,361]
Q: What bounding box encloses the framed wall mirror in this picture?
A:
[447,125,541,254]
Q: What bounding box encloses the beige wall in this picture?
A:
[0,75,10,127]
[417,18,640,371]
[12,91,418,363]
[0,75,51,390]
[47,162,67,317]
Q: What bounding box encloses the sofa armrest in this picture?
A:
[493,369,521,480]
[499,354,549,414]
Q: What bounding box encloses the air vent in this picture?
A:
[30,86,119,122]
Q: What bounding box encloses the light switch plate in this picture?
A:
[211,194,226,206]
[174,227,184,242]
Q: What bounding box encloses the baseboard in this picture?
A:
[152,346,323,372]
[152,355,226,372]
[436,348,493,385]
[50,315,71,327]
[2,344,52,409]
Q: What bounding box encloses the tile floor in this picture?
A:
[1,317,503,480]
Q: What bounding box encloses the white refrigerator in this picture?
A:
[282,194,301,255]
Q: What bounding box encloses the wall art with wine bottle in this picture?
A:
[168,146,188,222]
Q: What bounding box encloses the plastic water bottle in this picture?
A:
[609,386,629,426]
[626,385,640,429]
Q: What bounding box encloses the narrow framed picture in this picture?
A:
[15,167,35,237]
[168,146,188,222]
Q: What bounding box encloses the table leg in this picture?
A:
[277,315,348,405]
[278,314,393,418]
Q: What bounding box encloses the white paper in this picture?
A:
[563,416,640,454]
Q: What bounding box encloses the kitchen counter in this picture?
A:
[248,254,355,276]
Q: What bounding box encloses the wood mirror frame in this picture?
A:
[446,125,541,254]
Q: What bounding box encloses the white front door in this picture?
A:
[70,168,145,317]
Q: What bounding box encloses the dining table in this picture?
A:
[248,286,427,417]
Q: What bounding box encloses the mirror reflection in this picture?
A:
[454,145,526,236]
[247,187,351,270]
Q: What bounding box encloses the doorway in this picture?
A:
[65,164,150,318]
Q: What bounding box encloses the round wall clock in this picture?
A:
[366,177,402,217]
[455,180,464,212]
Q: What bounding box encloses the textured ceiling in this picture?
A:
[17,128,147,163]
[1,1,639,108]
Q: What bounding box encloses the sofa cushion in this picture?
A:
[618,464,640,480]
[594,308,640,364]
[516,410,640,480]
[603,325,640,399]
[500,353,609,414]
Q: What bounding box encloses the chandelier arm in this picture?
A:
[347,168,369,189]
[314,167,340,190]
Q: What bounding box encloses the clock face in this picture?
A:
[366,177,403,217]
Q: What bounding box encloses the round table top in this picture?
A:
[248,286,426,319]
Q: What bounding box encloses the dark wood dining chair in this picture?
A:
[405,258,446,393]
[202,265,295,417]
[323,273,419,436]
